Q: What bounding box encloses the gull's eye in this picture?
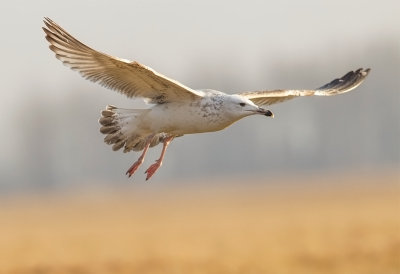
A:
[239,103,246,107]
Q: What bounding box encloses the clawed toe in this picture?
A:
[145,161,161,181]
[125,135,174,181]
[126,162,141,177]
[124,135,154,179]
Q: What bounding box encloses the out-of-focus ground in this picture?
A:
[0,171,398,274]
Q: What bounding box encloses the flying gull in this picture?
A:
[42,18,370,180]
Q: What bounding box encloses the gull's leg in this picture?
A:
[126,134,154,178]
[145,136,174,181]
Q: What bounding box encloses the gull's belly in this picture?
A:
[144,103,234,135]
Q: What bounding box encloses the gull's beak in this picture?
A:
[258,107,274,118]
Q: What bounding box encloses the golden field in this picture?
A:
[0,171,399,274]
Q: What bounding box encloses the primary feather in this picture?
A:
[43,17,203,104]
[239,68,370,106]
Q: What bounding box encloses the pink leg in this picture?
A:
[145,136,174,181]
[126,135,154,178]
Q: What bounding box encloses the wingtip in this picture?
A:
[363,68,371,76]
[357,68,371,77]
[42,18,53,32]
[43,17,59,30]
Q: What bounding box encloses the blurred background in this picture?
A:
[0,0,399,273]
[0,0,399,191]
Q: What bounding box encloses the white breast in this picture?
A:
[142,96,234,136]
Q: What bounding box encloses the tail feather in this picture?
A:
[99,105,165,153]
[99,116,114,126]
[112,139,126,151]
[104,131,123,144]
[100,125,119,134]
[101,109,115,117]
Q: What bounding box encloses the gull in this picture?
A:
[43,17,370,180]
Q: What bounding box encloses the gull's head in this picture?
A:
[223,94,274,119]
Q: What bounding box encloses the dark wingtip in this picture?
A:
[363,68,371,75]
[316,67,371,93]
[357,68,371,81]
[357,67,370,75]
[265,110,274,118]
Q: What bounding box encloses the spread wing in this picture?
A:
[238,68,370,106]
[43,17,203,104]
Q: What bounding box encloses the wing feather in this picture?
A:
[239,68,370,106]
[43,17,202,103]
